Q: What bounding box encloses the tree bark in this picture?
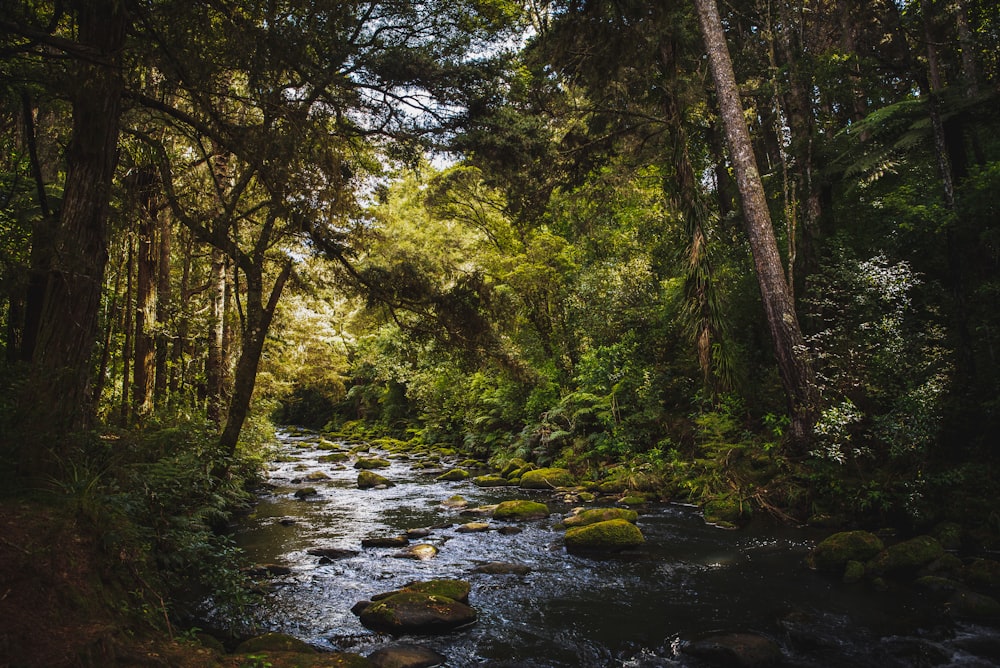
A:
[133,170,159,420]
[19,0,128,451]
[206,246,227,426]
[217,259,293,463]
[694,0,818,442]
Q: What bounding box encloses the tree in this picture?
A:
[693,0,819,442]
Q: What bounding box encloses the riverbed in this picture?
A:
[229,430,1000,666]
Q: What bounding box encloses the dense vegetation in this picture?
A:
[1,0,998,657]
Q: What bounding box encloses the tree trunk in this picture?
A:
[15,2,128,470]
[206,247,227,426]
[133,172,158,421]
[694,0,818,443]
[217,260,292,464]
[154,213,172,404]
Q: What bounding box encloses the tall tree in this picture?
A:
[693,0,819,442]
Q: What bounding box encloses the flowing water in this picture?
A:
[229,431,1000,666]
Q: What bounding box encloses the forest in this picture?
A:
[1,0,999,663]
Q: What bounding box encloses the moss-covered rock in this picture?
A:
[703,496,749,526]
[563,508,638,528]
[367,644,446,668]
[318,452,350,463]
[564,518,645,553]
[472,475,516,488]
[961,558,1000,589]
[358,471,393,489]
[843,560,866,584]
[357,592,477,634]
[948,590,1000,619]
[235,632,317,654]
[682,633,783,668]
[400,579,471,603]
[809,531,884,571]
[519,467,576,489]
[294,487,319,499]
[867,536,945,576]
[354,457,391,469]
[492,500,549,521]
[619,495,648,506]
[436,469,470,482]
[456,522,490,533]
[392,544,438,560]
[932,522,964,551]
[499,458,530,479]
[440,494,468,509]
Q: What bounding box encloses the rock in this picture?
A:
[358,592,477,634]
[683,632,783,667]
[363,536,410,548]
[307,547,359,560]
[456,522,490,533]
[704,496,749,526]
[519,467,575,489]
[499,458,530,478]
[358,471,393,489]
[471,562,531,575]
[305,471,330,481]
[368,644,447,668]
[355,457,392,469]
[440,495,468,509]
[406,528,432,539]
[915,575,966,594]
[947,590,1000,619]
[932,522,964,550]
[293,487,319,499]
[436,469,470,482]
[493,499,549,521]
[319,452,350,463]
[278,517,297,526]
[235,632,317,654]
[497,526,522,535]
[563,507,638,528]
[842,560,866,584]
[564,518,645,553]
[597,479,628,494]
[472,475,516,487]
[459,505,497,517]
[961,558,1000,589]
[400,579,471,603]
[243,563,292,578]
[867,535,945,576]
[809,531,884,571]
[393,544,438,560]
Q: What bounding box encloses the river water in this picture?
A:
[229,430,1000,666]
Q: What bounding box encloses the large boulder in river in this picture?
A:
[436,468,470,482]
[866,535,945,576]
[367,644,447,668]
[355,457,392,469]
[563,507,638,528]
[472,474,516,487]
[519,467,575,489]
[809,530,884,571]
[493,499,549,521]
[564,518,644,553]
[358,592,476,634]
[682,632,783,667]
[358,471,393,489]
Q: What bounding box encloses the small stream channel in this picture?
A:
[227,430,1000,666]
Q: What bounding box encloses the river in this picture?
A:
[228,430,1000,666]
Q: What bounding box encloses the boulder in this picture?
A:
[809,531,884,571]
[440,495,468,509]
[472,475,516,488]
[704,496,749,526]
[436,469,470,482]
[563,507,638,528]
[358,471,393,489]
[398,579,471,603]
[305,471,330,481]
[368,644,447,668]
[961,558,1000,589]
[456,522,491,533]
[319,452,350,463]
[499,458,530,479]
[867,535,945,576]
[471,562,531,575]
[235,632,317,654]
[358,592,477,634]
[293,487,319,499]
[947,590,1000,619]
[683,633,783,667]
[519,467,575,489]
[564,518,645,553]
[307,547,359,560]
[362,536,410,548]
[355,457,392,469]
[393,544,438,560]
[493,500,549,521]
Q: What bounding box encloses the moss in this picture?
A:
[842,560,866,584]
[293,487,319,499]
[318,452,350,463]
[948,591,1000,619]
[810,531,884,571]
[961,558,1000,589]
[703,496,749,525]
[472,475,516,487]
[235,632,317,654]
[436,468,470,482]
[564,519,645,552]
[354,458,391,470]
[401,579,472,603]
[619,495,648,506]
[519,467,575,489]
[493,500,550,521]
[867,535,945,576]
[563,508,638,528]
[357,471,392,489]
[499,458,530,478]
